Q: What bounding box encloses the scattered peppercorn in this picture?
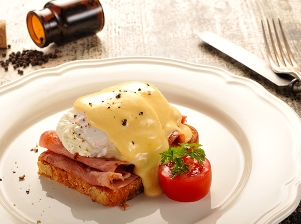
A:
[26,189,30,194]
[1,48,61,75]
[122,203,129,211]
[139,112,143,115]
[0,178,2,181]
[19,174,25,180]
[30,145,38,153]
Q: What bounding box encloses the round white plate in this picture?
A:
[0,57,301,224]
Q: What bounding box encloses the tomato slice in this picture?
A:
[158,157,212,202]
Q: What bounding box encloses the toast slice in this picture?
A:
[37,156,143,207]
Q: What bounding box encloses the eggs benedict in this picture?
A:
[38,81,198,206]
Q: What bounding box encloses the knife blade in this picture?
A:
[198,31,300,92]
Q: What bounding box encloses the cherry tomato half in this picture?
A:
[158,157,212,202]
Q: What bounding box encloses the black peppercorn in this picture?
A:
[122,119,127,126]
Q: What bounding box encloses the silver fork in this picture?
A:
[261,18,301,82]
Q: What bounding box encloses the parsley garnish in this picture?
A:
[160,143,206,178]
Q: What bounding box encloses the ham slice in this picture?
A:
[169,124,199,147]
[39,130,131,172]
[168,130,182,146]
[39,130,138,189]
[38,124,198,190]
[40,150,138,189]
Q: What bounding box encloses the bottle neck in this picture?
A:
[26,8,60,48]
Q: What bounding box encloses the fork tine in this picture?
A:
[261,19,279,68]
[277,18,298,67]
[266,19,281,67]
[262,18,301,83]
[271,19,286,65]
[261,20,272,57]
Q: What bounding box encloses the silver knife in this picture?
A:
[198,31,300,92]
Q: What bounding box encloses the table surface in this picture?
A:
[1,0,301,223]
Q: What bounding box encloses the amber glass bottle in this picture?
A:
[26,0,105,48]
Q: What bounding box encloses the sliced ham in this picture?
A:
[169,124,199,147]
[168,116,198,147]
[168,130,182,146]
[40,150,138,189]
[38,124,197,190]
[39,130,138,189]
[39,130,131,172]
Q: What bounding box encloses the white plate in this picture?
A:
[0,57,301,224]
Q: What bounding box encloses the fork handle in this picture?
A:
[290,71,301,82]
[289,72,301,93]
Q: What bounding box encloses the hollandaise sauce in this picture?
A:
[74,81,192,196]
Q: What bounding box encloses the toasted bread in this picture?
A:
[37,157,143,207]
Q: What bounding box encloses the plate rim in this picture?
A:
[0,56,301,224]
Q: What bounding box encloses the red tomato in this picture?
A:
[158,157,212,202]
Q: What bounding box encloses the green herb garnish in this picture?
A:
[160,143,206,178]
